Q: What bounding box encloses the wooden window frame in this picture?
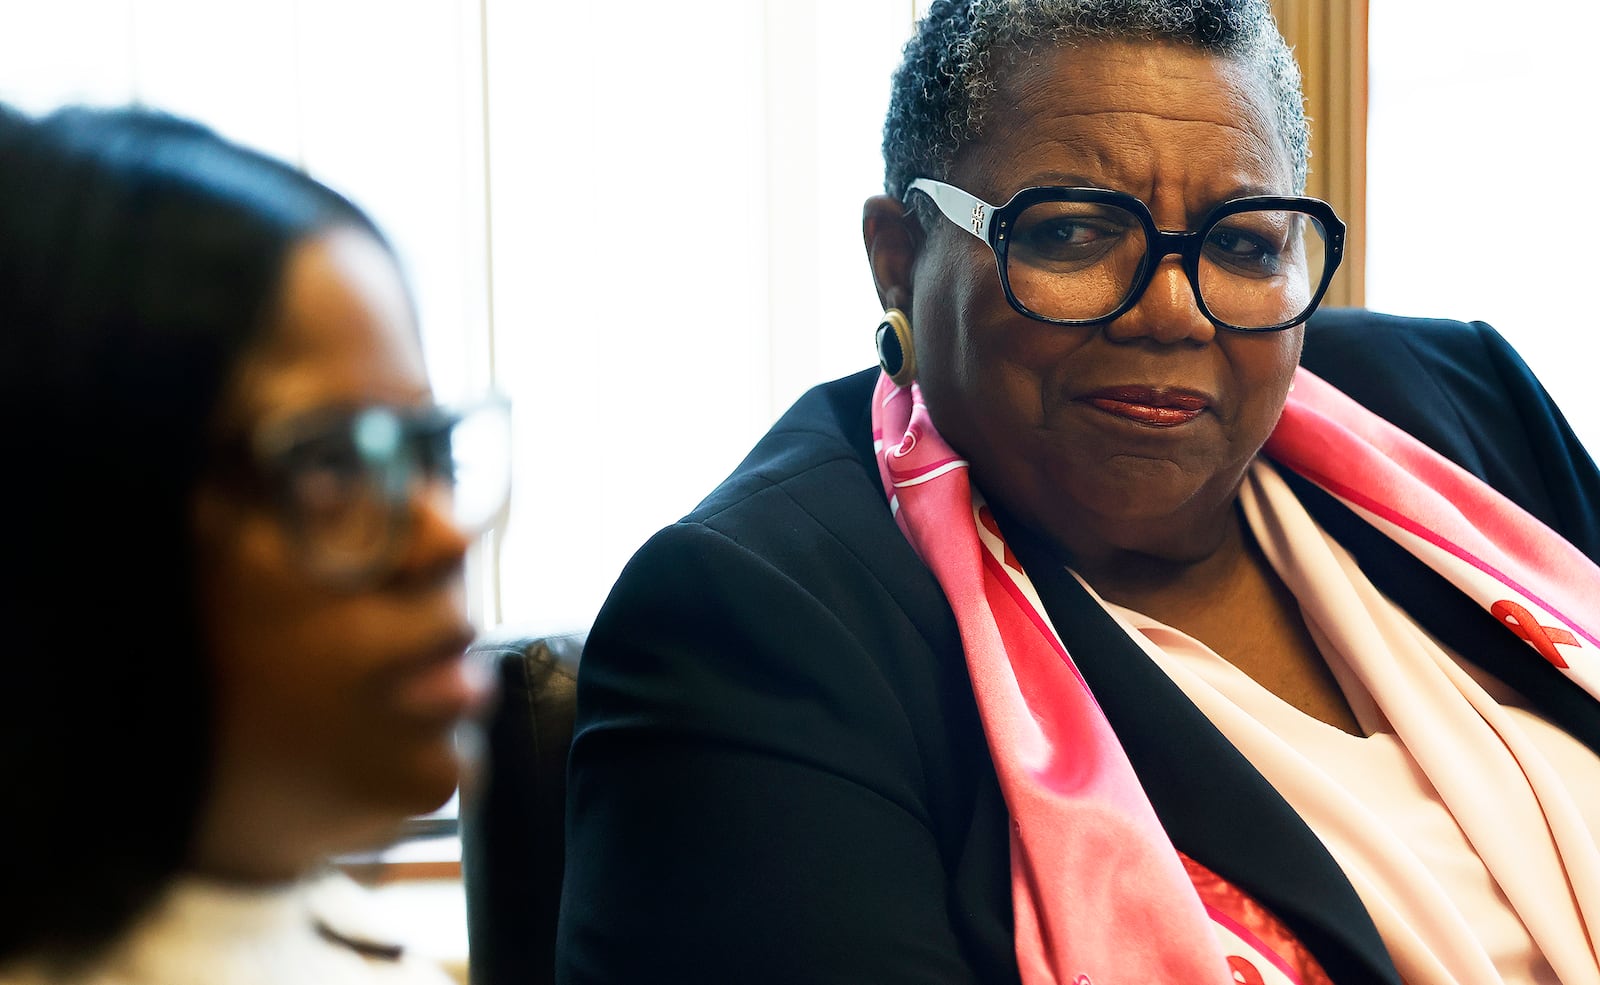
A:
[1271,0,1368,309]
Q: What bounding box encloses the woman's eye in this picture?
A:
[1031,218,1118,251]
[1209,227,1268,257]
[280,439,365,498]
[1037,219,1098,246]
[1205,223,1286,275]
[1015,216,1127,265]
[295,438,362,477]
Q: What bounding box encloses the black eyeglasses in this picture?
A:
[215,395,512,585]
[906,177,1345,332]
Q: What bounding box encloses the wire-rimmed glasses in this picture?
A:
[906,177,1345,332]
[219,394,512,586]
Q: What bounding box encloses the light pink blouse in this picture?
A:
[1087,462,1600,985]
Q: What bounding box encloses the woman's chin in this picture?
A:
[401,741,467,813]
[347,733,467,824]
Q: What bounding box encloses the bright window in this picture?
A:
[15,2,1589,623]
[485,0,914,634]
[1366,1,1600,455]
[0,0,920,636]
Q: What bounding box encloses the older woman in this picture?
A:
[0,105,509,984]
[559,2,1600,983]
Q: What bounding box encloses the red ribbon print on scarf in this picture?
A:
[1227,956,1267,985]
[1492,599,1578,669]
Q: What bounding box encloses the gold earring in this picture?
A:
[875,308,916,387]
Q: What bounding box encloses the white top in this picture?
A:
[1086,461,1600,985]
[0,872,455,985]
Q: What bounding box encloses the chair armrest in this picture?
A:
[459,630,583,985]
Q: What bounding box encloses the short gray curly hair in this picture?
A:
[882,0,1310,200]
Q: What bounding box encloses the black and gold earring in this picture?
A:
[875,308,916,387]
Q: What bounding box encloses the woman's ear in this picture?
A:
[863,195,920,313]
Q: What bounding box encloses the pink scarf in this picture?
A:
[871,366,1600,985]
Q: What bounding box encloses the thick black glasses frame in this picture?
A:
[905,177,1347,332]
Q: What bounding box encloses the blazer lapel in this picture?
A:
[996,509,1402,985]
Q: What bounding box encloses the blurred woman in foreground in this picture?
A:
[0,104,509,984]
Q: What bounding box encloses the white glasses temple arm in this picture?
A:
[906,178,996,241]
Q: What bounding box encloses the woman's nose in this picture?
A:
[1102,257,1215,346]
[392,479,474,580]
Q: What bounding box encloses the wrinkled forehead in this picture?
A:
[955,40,1292,203]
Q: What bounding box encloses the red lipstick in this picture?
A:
[1082,386,1209,427]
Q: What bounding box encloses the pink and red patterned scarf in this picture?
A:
[870,366,1600,985]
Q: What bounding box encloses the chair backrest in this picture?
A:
[458,631,583,985]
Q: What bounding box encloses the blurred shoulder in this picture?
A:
[0,873,455,985]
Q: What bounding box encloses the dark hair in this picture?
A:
[882,0,1311,201]
[0,103,385,970]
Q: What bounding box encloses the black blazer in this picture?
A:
[557,310,1600,985]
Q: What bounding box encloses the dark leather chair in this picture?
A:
[459,630,583,985]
